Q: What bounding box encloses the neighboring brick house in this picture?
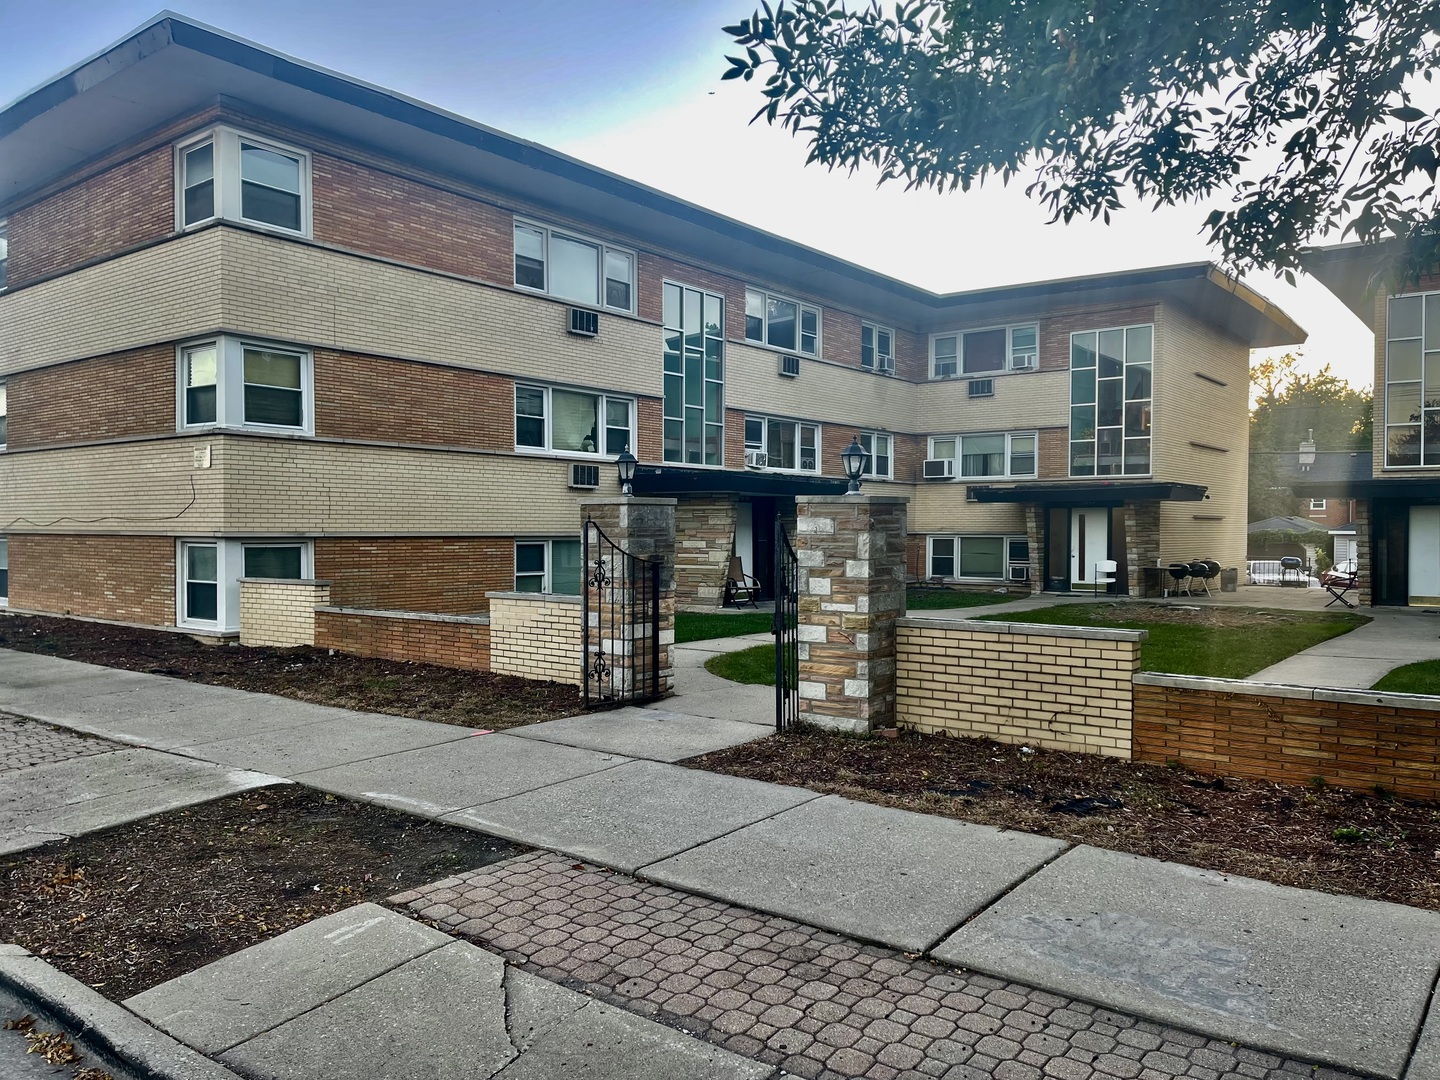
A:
[1252,449,1368,566]
[0,15,1304,636]
[1303,242,1440,605]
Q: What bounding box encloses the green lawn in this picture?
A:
[675,611,774,643]
[905,588,1019,611]
[976,604,1368,680]
[1372,660,1440,694]
[703,643,778,685]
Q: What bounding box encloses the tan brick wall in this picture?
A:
[487,593,583,685]
[314,606,491,671]
[1134,675,1440,801]
[896,618,1141,756]
[239,579,330,647]
[5,345,174,448]
[6,534,174,625]
[315,537,513,613]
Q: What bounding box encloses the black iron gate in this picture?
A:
[773,516,800,732]
[581,518,661,705]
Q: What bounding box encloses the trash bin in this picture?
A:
[1221,567,1238,592]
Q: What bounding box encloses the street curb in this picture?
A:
[0,944,243,1080]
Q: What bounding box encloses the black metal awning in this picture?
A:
[1291,476,1440,500]
[968,481,1208,506]
[631,466,850,498]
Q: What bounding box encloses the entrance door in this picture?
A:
[1408,506,1440,604]
[1069,508,1110,590]
[751,498,777,601]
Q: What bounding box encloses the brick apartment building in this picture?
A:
[0,16,1304,636]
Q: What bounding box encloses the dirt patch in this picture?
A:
[690,727,1440,912]
[0,786,523,1000]
[0,613,586,730]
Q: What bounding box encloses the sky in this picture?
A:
[0,0,1378,392]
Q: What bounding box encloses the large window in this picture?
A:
[0,381,7,450]
[0,538,8,605]
[515,539,583,595]
[663,282,724,465]
[1070,325,1152,476]
[861,323,894,373]
[515,384,633,456]
[513,220,635,312]
[745,416,819,472]
[931,325,1037,378]
[928,535,1027,580]
[178,539,311,630]
[859,432,892,479]
[177,128,310,236]
[178,337,312,433]
[1385,291,1440,467]
[0,219,8,290]
[745,289,819,356]
[928,432,1036,478]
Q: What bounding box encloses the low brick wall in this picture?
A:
[239,579,331,647]
[1134,674,1440,800]
[314,606,490,671]
[895,617,1144,757]
[486,592,583,686]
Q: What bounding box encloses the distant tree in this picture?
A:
[722,1,1440,279]
[1247,353,1371,520]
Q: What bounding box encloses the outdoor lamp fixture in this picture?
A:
[615,450,638,497]
[840,435,869,495]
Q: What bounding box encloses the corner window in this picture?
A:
[515,384,634,456]
[513,219,635,313]
[928,535,1026,580]
[859,432,892,479]
[861,323,894,373]
[178,538,312,630]
[0,219,8,290]
[745,289,820,356]
[1070,325,1152,476]
[177,337,313,434]
[929,432,1036,478]
[1385,291,1440,467]
[177,128,311,236]
[745,415,819,472]
[0,381,7,450]
[181,542,220,625]
[515,539,583,595]
[663,282,725,465]
[931,324,1038,378]
[0,537,8,605]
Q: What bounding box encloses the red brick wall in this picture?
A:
[313,351,513,449]
[1134,681,1440,801]
[636,397,664,463]
[6,346,175,448]
[314,609,490,672]
[7,534,174,625]
[314,537,512,614]
[1038,427,1070,480]
[7,146,174,288]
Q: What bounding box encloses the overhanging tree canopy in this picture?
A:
[722,0,1440,279]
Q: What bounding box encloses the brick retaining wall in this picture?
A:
[486,592,583,686]
[239,579,331,647]
[1133,674,1440,800]
[314,606,491,671]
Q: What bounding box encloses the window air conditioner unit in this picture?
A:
[569,462,601,489]
[966,486,981,503]
[1009,563,1031,583]
[1010,353,1037,371]
[967,378,994,398]
[568,308,599,337]
[744,449,768,469]
[778,354,800,378]
[922,458,955,479]
[876,356,895,376]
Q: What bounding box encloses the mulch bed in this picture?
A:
[0,613,586,731]
[0,786,523,1001]
[691,727,1440,912]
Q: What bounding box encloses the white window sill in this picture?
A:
[741,338,820,361]
[513,447,625,463]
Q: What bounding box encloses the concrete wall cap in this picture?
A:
[485,591,583,605]
[797,495,910,506]
[315,606,491,625]
[580,497,678,507]
[1133,673,1316,699]
[898,616,1147,643]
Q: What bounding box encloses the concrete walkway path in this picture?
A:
[3,648,1439,1078]
[1247,606,1440,687]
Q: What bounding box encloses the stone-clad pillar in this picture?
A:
[580,497,676,699]
[795,494,909,734]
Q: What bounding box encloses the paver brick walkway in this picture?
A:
[394,853,1356,1080]
[1,713,116,774]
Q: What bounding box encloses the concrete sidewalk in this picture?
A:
[1248,606,1440,687]
[3,647,1439,1078]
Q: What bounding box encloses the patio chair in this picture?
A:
[1094,559,1117,594]
[1324,568,1359,608]
[725,556,761,609]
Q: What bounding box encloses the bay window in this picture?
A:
[515,384,634,456]
[745,289,820,356]
[177,128,310,236]
[178,538,311,631]
[745,415,819,472]
[177,337,312,433]
[513,219,635,312]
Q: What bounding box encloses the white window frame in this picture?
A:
[861,323,894,373]
[744,415,821,473]
[930,324,1039,379]
[176,538,313,632]
[1310,498,1327,511]
[859,431,892,479]
[745,288,821,357]
[928,431,1037,479]
[927,534,1027,582]
[514,538,584,595]
[0,536,8,606]
[514,383,636,458]
[1384,290,1440,468]
[512,218,636,314]
[176,336,314,435]
[0,218,8,291]
[175,126,312,238]
[0,379,7,451]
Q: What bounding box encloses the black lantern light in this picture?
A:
[615,450,638,497]
[840,435,869,495]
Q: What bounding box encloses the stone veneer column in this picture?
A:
[1123,501,1161,596]
[1355,499,1372,606]
[579,497,677,698]
[1022,503,1045,595]
[795,494,909,734]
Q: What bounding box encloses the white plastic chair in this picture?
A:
[1094,559,1117,594]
